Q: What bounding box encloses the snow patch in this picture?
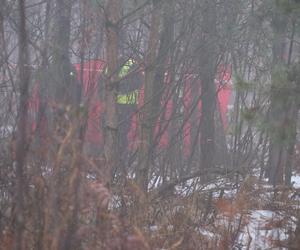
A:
[236,210,296,250]
[291,174,300,189]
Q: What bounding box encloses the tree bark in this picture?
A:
[13,1,30,249]
[104,0,121,185]
[136,0,162,192]
[267,3,288,186]
[41,1,77,249]
[199,0,217,172]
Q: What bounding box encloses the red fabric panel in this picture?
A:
[127,85,145,151]
[74,60,105,96]
[216,65,232,128]
[74,60,106,144]
[182,67,232,158]
[127,112,138,151]
[127,85,151,151]
[183,75,192,157]
[217,84,231,128]
[128,83,174,151]
[28,82,40,133]
[154,90,173,149]
[28,60,232,157]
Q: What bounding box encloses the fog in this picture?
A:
[0,0,300,249]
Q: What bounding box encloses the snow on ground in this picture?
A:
[109,172,300,249]
[174,176,236,198]
[235,210,296,250]
[291,173,300,188]
[196,227,215,240]
[0,125,13,138]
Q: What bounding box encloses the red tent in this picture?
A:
[29,60,232,156]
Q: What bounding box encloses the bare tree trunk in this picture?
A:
[42,1,77,249]
[0,0,5,66]
[51,0,77,107]
[13,1,30,249]
[104,0,121,185]
[267,4,288,186]
[199,0,217,172]
[152,0,174,120]
[155,0,175,181]
[136,0,162,192]
[284,21,299,186]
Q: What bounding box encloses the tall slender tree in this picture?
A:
[104,0,122,185]
[199,0,218,172]
[13,1,30,249]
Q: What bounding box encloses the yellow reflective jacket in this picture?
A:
[118,59,134,78]
[117,89,139,105]
[105,59,139,105]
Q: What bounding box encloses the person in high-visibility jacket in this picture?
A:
[116,58,142,160]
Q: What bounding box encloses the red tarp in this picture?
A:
[74,60,106,144]
[29,61,232,155]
